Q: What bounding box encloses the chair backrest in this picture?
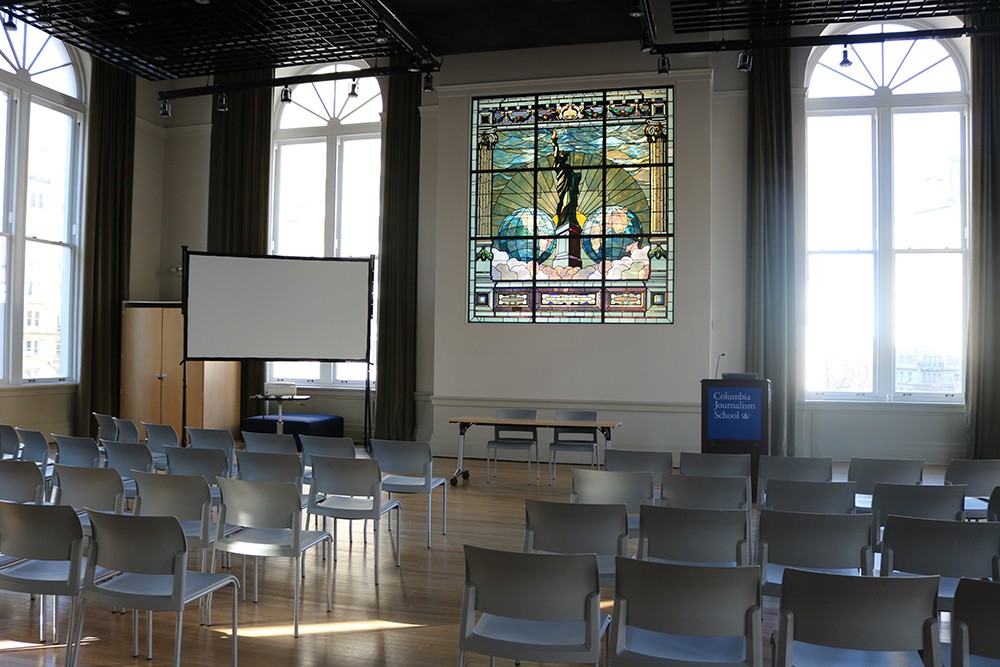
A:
[163,445,230,484]
[242,431,299,454]
[945,459,1000,497]
[758,509,873,573]
[101,440,153,478]
[0,460,45,502]
[871,482,966,541]
[237,450,303,484]
[991,486,1000,522]
[756,455,833,503]
[216,477,303,530]
[880,515,1000,580]
[613,557,761,639]
[679,451,751,478]
[848,457,924,495]
[763,479,857,514]
[92,412,117,443]
[52,463,124,512]
[0,500,83,561]
[370,438,432,477]
[132,469,212,522]
[570,468,653,513]
[53,434,102,468]
[309,455,382,503]
[524,499,628,557]
[638,504,749,565]
[15,428,51,465]
[299,435,356,467]
[603,449,674,476]
[491,408,537,443]
[86,510,186,576]
[551,409,599,444]
[112,417,140,443]
[660,473,750,510]
[463,544,600,622]
[186,427,236,473]
[141,422,179,455]
[952,577,1000,663]
[777,569,939,653]
[0,423,20,458]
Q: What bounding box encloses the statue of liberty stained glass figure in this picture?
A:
[551,130,583,268]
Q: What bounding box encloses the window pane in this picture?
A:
[25,103,73,243]
[338,137,381,257]
[271,361,320,382]
[0,236,7,381]
[890,40,961,94]
[807,115,874,251]
[804,254,875,393]
[275,142,327,257]
[893,111,962,249]
[894,253,963,394]
[23,241,69,379]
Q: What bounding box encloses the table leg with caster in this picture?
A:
[451,422,471,486]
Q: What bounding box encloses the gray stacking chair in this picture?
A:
[756,455,833,505]
[762,479,857,514]
[757,509,874,599]
[880,514,1000,612]
[236,449,303,484]
[660,473,752,536]
[773,569,940,667]
[638,504,750,566]
[132,469,220,571]
[52,434,102,468]
[547,409,600,483]
[163,445,230,505]
[609,558,763,667]
[570,468,654,534]
[101,440,154,501]
[112,417,140,443]
[92,412,117,444]
[485,408,539,485]
[946,577,1000,667]
[306,455,401,585]
[77,510,239,667]
[458,545,609,666]
[871,482,966,548]
[0,459,45,503]
[141,421,178,471]
[370,438,447,548]
[0,423,21,459]
[51,464,126,534]
[604,449,674,500]
[15,427,54,482]
[848,456,924,495]
[679,451,751,478]
[186,427,238,477]
[241,431,299,454]
[300,434,356,483]
[945,459,1000,519]
[524,498,629,584]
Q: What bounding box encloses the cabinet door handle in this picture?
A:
[156,372,167,380]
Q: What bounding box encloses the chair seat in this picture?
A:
[487,438,536,450]
[788,640,927,666]
[217,527,329,557]
[0,559,113,593]
[381,475,446,493]
[96,571,240,608]
[470,612,611,655]
[312,495,399,521]
[941,644,1000,666]
[550,441,597,452]
[623,627,748,664]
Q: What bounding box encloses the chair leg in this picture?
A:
[441,483,447,536]
[426,492,432,548]
[293,554,301,637]
[326,541,333,612]
[253,557,260,603]
[231,583,239,667]
[39,593,45,643]
[132,608,139,657]
[71,597,88,667]
[174,610,183,667]
[64,596,78,667]
[147,609,154,659]
[394,506,401,567]
[374,517,380,586]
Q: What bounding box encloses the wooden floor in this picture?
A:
[0,457,946,666]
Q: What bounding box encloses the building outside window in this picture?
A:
[268,63,382,387]
[803,22,967,403]
[0,19,83,384]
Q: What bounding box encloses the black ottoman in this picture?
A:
[240,413,345,449]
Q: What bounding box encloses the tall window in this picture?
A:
[269,63,382,386]
[804,23,967,402]
[0,21,83,383]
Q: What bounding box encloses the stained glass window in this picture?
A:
[468,87,674,324]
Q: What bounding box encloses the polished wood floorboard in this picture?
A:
[0,457,948,666]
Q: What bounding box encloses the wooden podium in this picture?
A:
[700,378,771,497]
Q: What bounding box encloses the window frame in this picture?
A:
[802,22,969,404]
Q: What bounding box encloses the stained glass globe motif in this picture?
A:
[495,208,556,262]
[582,206,644,262]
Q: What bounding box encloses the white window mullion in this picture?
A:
[875,105,895,399]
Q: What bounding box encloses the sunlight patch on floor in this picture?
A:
[220,619,424,638]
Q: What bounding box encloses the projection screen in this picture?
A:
[183,251,373,362]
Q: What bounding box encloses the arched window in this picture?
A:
[0,19,84,383]
[803,23,967,401]
[269,63,382,385]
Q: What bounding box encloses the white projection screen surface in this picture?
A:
[184,252,372,361]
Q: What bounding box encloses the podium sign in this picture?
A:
[701,378,771,495]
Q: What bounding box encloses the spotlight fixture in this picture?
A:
[348,78,359,98]
[216,92,228,113]
[3,10,16,31]
[657,54,671,75]
[407,58,422,73]
[114,2,130,16]
[280,85,292,103]
[736,50,753,72]
[839,46,853,68]
[422,72,434,93]
[628,3,643,18]
[374,22,388,45]
[159,100,171,118]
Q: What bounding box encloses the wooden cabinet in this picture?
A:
[120,302,240,439]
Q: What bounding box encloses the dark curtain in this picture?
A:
[206,69,272,421]
[372,59,421,441]
[745,29,797,457]
[965,12,1000,458]
[77,59,135,436]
